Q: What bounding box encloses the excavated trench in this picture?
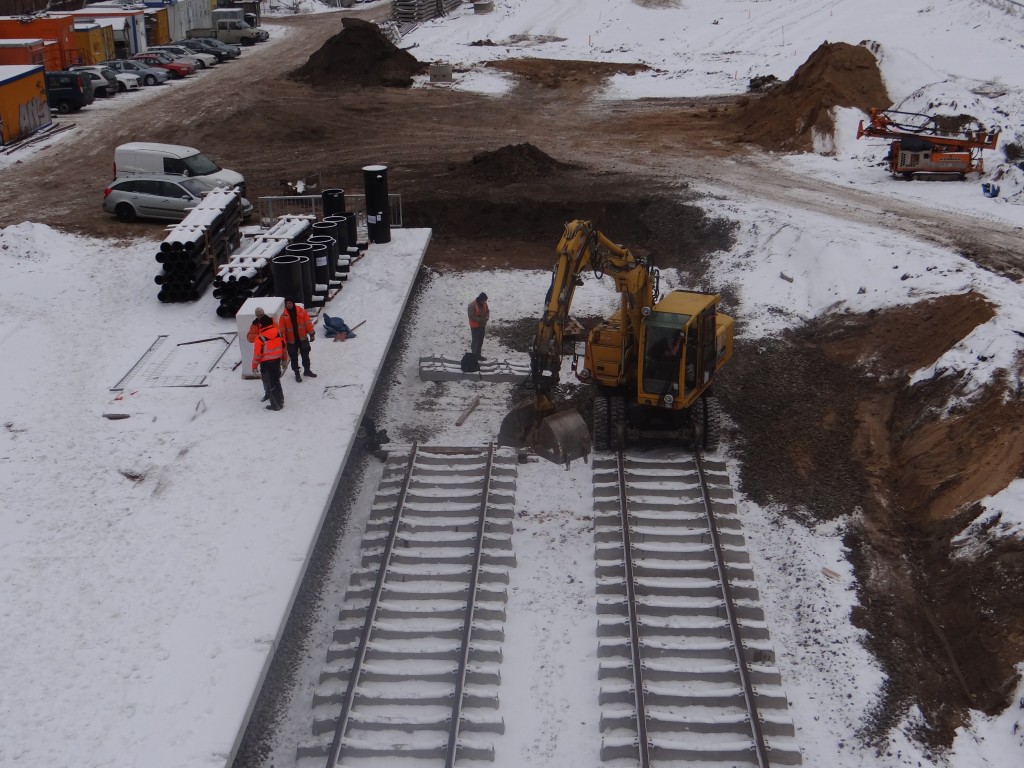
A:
[405,160,1024,749]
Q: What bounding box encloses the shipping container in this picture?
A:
[57,8,146,55]
[73,22,115,65]
[143,7,170,46]
[0,38,44,67]
[0,63,51,145]
[0,15,81,67]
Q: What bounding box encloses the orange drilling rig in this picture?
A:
[857,107,1000,180]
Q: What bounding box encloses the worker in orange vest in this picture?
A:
[467,292,489,360]
[278,296,317,382]
[251,314,288,411]
[246,306,276,344]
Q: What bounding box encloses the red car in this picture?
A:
[131,51,195,79]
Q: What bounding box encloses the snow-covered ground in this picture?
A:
[2,1,1024,767]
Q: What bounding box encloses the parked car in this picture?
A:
[44,70,94,113]
[131,51,194,79]
[69,66,118,98]
[68,67,117,99]
[171,38,237,62]
[114,142,246,196]
[103,174,253,223]
[103,59,170,86]
[112,72,141,93]
[185,37,242,59]
[146,44,217,69]
[172,37,235,62]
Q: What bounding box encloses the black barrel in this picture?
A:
[362,164,390,244]
[271,254,303,300]
[308,241,331,293]
[310,220,340,278]
[307,234,339,283]
[324,214,354,256]
[322,188,346,217]
[285,243,315,305]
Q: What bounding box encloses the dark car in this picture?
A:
[186,37,242,59]
[44,70,95,113]
[172,38,235,63]
[131,51,194,79]
[103,174,253,223]
[103,58,171,86]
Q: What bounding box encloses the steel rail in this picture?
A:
[694,452,771,768]
[444,444,496,768]
[325,442,420,768]
[615,450,652,768]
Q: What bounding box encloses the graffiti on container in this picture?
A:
[19,96,50,136]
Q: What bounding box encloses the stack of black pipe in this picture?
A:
[213,215,315,317]
[154,189,245,303]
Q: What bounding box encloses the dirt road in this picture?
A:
[4,8,1023,753]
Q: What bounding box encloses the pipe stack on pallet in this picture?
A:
[214,215,313,317]
[154,189,245,303]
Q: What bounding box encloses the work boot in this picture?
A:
[295,371,302,382]
[303,369,317,378]
[261,395,269,402]
[266,404,281,411]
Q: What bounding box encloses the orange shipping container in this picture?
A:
[0,64,51,145]
[0,15,80,69]
[0,38,45,67]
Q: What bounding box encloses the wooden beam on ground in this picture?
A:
[456,396,481,426]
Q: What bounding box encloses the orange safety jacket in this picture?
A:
[468,299,489,329]
[252,327,287,368]
[279,304,315,343]
[247,317,277,343]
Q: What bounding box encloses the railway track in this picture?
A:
[299,444,519,766]
[593,450,802,767]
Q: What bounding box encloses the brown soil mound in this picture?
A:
[290,17,427,88]
[464,143,571,184]
[488,57,649,89]
[738,41,891,152]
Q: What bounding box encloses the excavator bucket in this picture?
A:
[497,402,590,467]
[535,408,590,466]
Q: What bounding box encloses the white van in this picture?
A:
[113,142,246,195]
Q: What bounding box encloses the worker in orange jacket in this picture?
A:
[251,315,288,411]
[278,297,318,382]
[246,306,276,343]
[467,292,489,360]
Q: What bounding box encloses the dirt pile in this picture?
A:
[464,143,571,184]
[487,58,649,89]
[290,17,426,88]
[722,290,1024,745]
[737,41,891,152]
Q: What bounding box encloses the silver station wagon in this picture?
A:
[103,174,253,223]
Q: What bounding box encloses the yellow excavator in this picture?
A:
[499,219,734,465]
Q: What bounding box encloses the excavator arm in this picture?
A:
[530,219,654,391]
[498,220,655,466]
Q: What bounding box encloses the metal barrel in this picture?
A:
[324,213,354,255]
[322,188,346,217]
[362,164,390,244]
[271,254,303,301]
